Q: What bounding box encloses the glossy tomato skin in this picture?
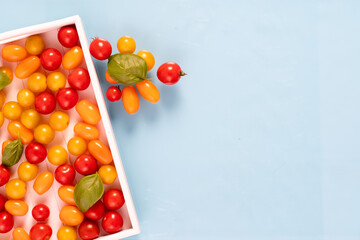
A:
[68,67,90,91]
[0,165,10,187]
[35,92,56,115]
[0,211,14,233]
[78,220,100,240]
[157,62,184,85]
[102,211,123,234]
[74,154,97,175]
[84,200,105,221]
[103,189,125,210]
[56,88,79,110]
[0,194,5,211]
[55,164,76,185]
[32,204,50,221]
[106,86,121,102]
[58,26,79,48]
[25,142,47,164]
[30,223,52,240]
[90,38,112,60]
[40,48,62,71]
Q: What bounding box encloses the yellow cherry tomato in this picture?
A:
[59,206,84,226]
[8,121,33,145]
[15,56,40,79]
[34,124,55,145]
[58,185,75,205]
[5,179,26,199]
[5,200,28,216]
[88,140,113,164]
[20,109,41,129]
[0,66,13,81]
[117,36,136,53]
[33,171,54,195]
[27,72,47,93]
[98,165,117,185]
[2,140,11,153]
[2,45,27,62]
[105,70,117,84]
[13,227,30,240]
[137,50,155,71]
[18,161,38,182]
[75,100,101,125]
[67,137,87,156]
[0,90,6,109]
[0,112,3,127]
[49,111,69,131]
[122,86,139,114]
[17,89,35,108]
[74,122,99,140]
[62,46,83,70]
[47,145,68,165]
[57,225,77,240]
[25,35,45,55]
[3,101,22,120]
[136,80,160,103]
[47,72,66,91]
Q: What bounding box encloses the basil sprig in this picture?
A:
[2,137,23,167]
[0,71,11,90]
[74,173,104,212]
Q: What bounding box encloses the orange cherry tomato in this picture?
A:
[136,80,160,103]
[15,56,40,79]
[88,140,113,164]
[59,206,84,226]
[2,45,27,62]
[105,70,117,84]
[122,86,139,114]
[33,171,54,195]
[75,100,101,125]
[2,140,11,153]
[5,200,28,216]
[7,121,33,145]
[13,227,30,240]
[58,185,76,205]
[0,66,13,81]
[62,46,83,70]
[74,122,99,140]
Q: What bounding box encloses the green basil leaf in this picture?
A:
[2,137,23,167]
[107,53,148,85]
[74,173,104,212]
[0,71,11,90]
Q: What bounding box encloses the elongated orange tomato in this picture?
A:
[88,140,113,164]
[2,45,27,62]
[5,200,28,216]
[62,46,83,70]
[136,80,160,103]
[15,56,40,79]
[59,206,84,226]
[122,86,139,114]
[75,100,101,125]
[58,185,76,205]
[105,70,117,84]
[7,121,33,145]
[33,171,54,195]
[13,227,30,240]
[2,140,11,153]
[74,122,99,140]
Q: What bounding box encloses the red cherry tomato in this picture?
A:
[56,88,79,110]
[68,67,91,91]
[32,204,50,221]
[30,223,52,240]
[85,200,105,221]
[89,38,112,60]
[0,211,13,233]
[40,48,62,71]
[78,220,100,240]
[157,62,186,85]
[0,165,10,187]
[25,142,47,164]
[106,86,122,102]
[0,194,5,211]
[58,26,79,48]
[103,189,125,210]
[74,154,97,176]
[35,92,56,115]
[102,211,123,234]
[55,164,76,185]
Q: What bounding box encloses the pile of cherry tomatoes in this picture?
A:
[0,26,126,240]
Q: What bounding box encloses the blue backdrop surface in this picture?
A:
[1,1,360,239]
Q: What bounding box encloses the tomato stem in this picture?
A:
[180,71,187,77]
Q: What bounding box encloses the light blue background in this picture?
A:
[1,0,359,239]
